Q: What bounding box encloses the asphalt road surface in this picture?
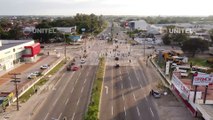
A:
[32,38,107,120]
[100,57,159,120]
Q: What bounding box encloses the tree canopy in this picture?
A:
[162,26,189,45]
[209,29,213,43]
[181,38,209,57]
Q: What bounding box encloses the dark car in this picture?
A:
[147,45,155,49]
[114,63,120,68]
[150,89,161,98]
[70,62,75,66]
[67,65,72,71]
[115,57,119,61]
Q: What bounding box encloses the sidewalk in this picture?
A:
[0,56,45,92]
[0,57,67,120]
[138,58,200,120]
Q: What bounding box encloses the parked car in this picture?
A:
[147,45,155,49]
[150,89,161,98]
[27,71,41,79]
[40,64,49,69]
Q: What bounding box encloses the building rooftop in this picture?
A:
[0,40,32,51]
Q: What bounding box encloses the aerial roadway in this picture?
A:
[100,22,159,120]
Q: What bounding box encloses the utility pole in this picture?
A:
[63,33,67,63]
[143,32,146,61]
[110,21,114,43]
[9,73,21,111]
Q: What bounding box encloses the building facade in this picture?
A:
[0,40,40,72]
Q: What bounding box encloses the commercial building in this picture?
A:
[54,26,77,34]
[129,20,148,31]
[171,72,213,120]
[0,40,40,72]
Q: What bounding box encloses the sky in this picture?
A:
[0,0,212,16]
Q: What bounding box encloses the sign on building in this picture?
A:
[193,74,213,86]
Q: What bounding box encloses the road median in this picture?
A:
[84,57,105,120]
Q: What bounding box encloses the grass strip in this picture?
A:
[19,59,65,103]
[84,57,105,120]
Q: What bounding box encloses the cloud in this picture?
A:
[0,0,212,16]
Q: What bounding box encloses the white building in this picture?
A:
[129,20,148,31]
[54,26,77,34]
[0,40,40,71]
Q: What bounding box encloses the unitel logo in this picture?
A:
[23,27,57,36]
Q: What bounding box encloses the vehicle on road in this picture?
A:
[67,65,72,71]
[150,89,161,98]
[40,64,49,69]
[71,62,75,66]
[115,57,119,61]
[114,63,120,68]
[80,59,86,64]
[72,66,79,71]
[147,45,155,49]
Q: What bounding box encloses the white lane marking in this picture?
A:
[77,98,80,106]
[122,93,125,100]
[130,80,133,89]
[140,84,143,89]
[65,98,69,105]
[58,113,62,120]
[81,86,84,93]
[112,106,114,115]
[145,97,148,102]
[54,73,66,87]
[136,106,141,117]
[44,113,49,120]
[150,107,154,117]
[71,88,74,94]
[105,86,109,94]
[121,84,123,89]
[83,79,87,84]
[124,106,127,116]
[71,112,76,120]
[133,93,137,101]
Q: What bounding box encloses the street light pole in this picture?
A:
[9,73,21,111]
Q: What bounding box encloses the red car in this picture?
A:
[71,66,79,71]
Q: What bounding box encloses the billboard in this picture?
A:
[172,74,190,99]
[193,74,213,86]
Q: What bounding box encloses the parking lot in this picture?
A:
[0,55,58,93]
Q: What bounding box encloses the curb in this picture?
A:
[98,58,106,119]
[149,58,172,85]
[149,57,197,116]
[12,57,65,102]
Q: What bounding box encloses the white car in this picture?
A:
[40,64,49,69]
[80,59,86,64]
[27,71,41,79]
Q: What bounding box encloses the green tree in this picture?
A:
[8,25,23,39]
[172,33,189,44]
[32,21,59,43]
[162,33,172,45]
[209,29,213,43]
[181,38,209,57]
